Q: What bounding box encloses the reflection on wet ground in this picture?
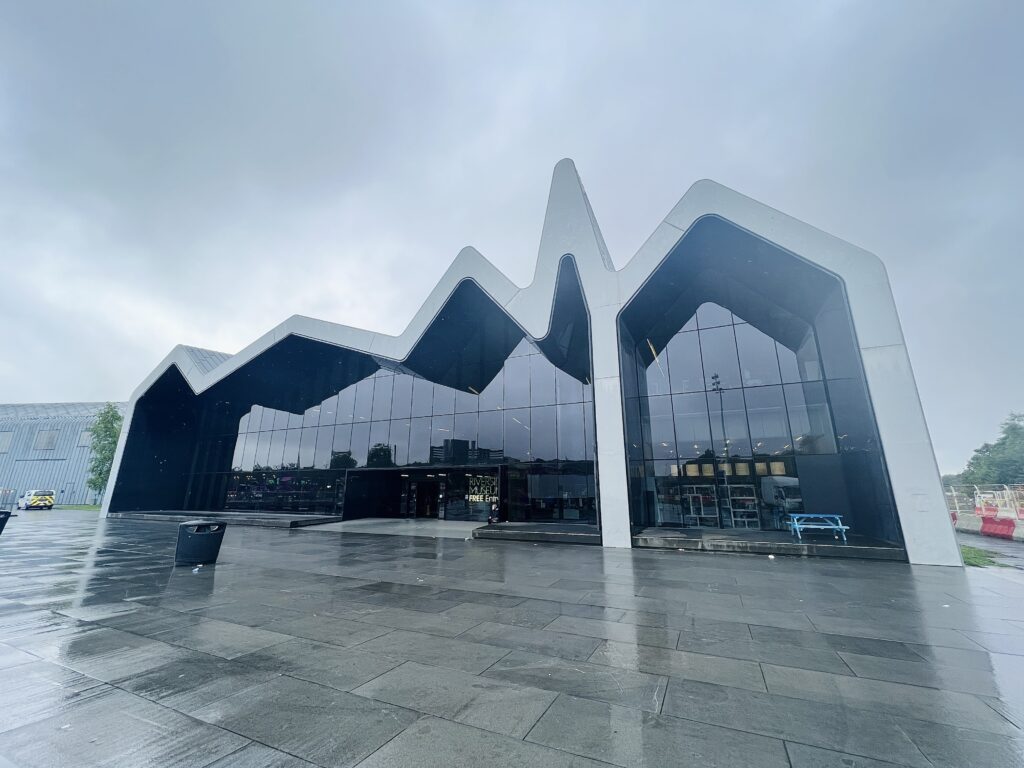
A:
[1,510,1023,767]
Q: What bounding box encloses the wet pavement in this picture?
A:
[1,510,1023,767]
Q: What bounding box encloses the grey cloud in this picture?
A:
[0,0,1020,473]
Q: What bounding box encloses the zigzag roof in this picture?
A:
[132,158,892,403]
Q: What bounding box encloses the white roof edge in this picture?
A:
[128,162,896,405]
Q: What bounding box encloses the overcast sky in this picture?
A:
[1,1,1020,473]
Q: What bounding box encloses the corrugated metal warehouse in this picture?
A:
[0,402,127,506]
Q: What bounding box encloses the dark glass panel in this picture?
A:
[735,323,782,387]
[672,392,712,459]
[503,355,530,408]
[350,422,371,466]
[647,460,683,527]
[318,395,338,427]
[477,411,503,458]
[314,426,334,469]
[371,375,394,422]
[391,375,413,420]
[298,427,317,469]
[455,389,478,414]
[643,395,676,460]
[241,435,261,473]
[504,408,531,461]
[667,331,703,394]
[432,384,456,416]
[411,377,433,417]
[273,409,291,431]
[389,419,410,465]
[824,378,878,452]
[302,405,320,429]
[230,432,246,471]
[778,335,823,384]
[743,385,791,456]
[254,431,272,469]
[368,421,393,467]
[509,338,533,357]
[681,314,698,332]
[556,403,585,461]
[478,370,503,411]
[642,344,671,396]
[454,411,477,443]
[583,401,596,461]
[696,302,733,329]
[262,408,278,431]
[699,325,741,391]
[336,386,356,424]
[353,378,374,422]
[530,405,557,461]
[555,367,584,404]
[408,417,431,464]
[624,397,644,461]
[530,355,557,406]
[777,342,800,384]
[267,429,287,470]
[785,382,837,455]
[282,429,301,469]
[708,388,751,458]
[331,423,352,468]
[430,414,454,446]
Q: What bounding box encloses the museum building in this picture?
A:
[103,161,961,566]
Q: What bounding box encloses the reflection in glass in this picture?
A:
[708,388,750,458]
[667,331,703,394]
[283,429,301,468]
[371,375,394,422]
[697,302,733,328]
[504,356,530,408]
[743,385,791,456]
[337,386,356,424]
[643,395,676,460]
[504,408,531,461]
[299,427,317,469]
[784,382,837,454]
[530,356,556,406]
[389,419,410,465]
[699,326,741,390]
[408,417,430,464]
[350,422,371,466]
[557,403,585,461]
[735,323,782,387]
[391,375,413,420]
[353,379,374,422]
[411,378,433,418]
[672,392,712,458]
[530,405,557,461]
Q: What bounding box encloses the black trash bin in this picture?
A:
[175,520,226,566]
[0,509,11,536]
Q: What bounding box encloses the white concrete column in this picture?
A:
[591,302,632,548]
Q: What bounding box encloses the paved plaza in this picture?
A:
[1,511,1023,767]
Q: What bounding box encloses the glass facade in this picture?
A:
[626,303,841,531]
[620,215,903,546]
[185,339,597,524]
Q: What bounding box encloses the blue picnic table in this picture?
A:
[787,513,849,542]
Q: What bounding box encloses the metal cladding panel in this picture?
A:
[0,402,127,505]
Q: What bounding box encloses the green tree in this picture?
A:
[86,403,124,498]
[958,413,1024,486]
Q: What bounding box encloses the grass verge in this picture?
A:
[961,544,1001,567]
